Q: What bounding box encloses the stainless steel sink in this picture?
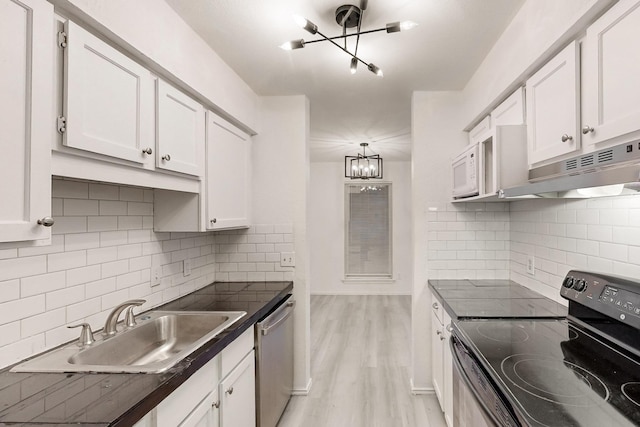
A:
[11,311,246,374]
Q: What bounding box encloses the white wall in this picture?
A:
[253,96,312,393]
[462,0,612,127]
[0,178,216,369]
[411,91,467,391]
[51,0,259,131]
[309,161,412,295]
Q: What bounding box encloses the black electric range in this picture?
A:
[451,271,640,427]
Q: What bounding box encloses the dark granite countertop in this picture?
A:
[428,279,567,319]
[0,281,293,426]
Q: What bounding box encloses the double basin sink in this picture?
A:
[11,310,246,374]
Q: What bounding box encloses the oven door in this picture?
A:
[450,334,521,427]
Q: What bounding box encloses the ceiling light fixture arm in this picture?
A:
[315,28,370,68]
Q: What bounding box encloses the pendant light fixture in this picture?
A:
[280,1,417,77]
[345,143,383,179]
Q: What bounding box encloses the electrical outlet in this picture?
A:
[526,256,535,275]
[152,266,162,287]
[280,252,295,267]
[183,259,192,276]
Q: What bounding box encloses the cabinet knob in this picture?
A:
[440,336,446,341]
[212,401,220,409]
[37,217,55,227]
[561,134,573,142]
[162,154,171,161]
[582,125,594,135]
[142,147,153,155]
[210,218,217,224]
[432,302,439,310]
[226,386,234,395]
[436,330,442,336]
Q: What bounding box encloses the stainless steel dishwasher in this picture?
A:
[255,295,295,427]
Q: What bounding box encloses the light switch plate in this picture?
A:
[183,259,192,276]
[280,252,295,267]
[526,256,535,275]
[152,266,162,287]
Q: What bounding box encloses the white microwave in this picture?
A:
[452,143,480,199]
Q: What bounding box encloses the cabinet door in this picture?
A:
[156,80,204,176]
[468,116,491,146]
[430,309,444,411]
[64,21,153,164]
[206,112,251,230]
[219,351,255,427]
[492,88,525,127]
[526,41,580,165]
[0,0,53,242]
[442,312,454,427]
[582,0,640,147]
[180,390,220,427]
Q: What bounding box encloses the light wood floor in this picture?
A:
[277,295,447,427]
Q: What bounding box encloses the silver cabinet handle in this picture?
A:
[226,387,234,395]
[37,217,55,227]
[432,302,439,310]
[162,154,171,161]
[436,330,442,336]
[210,218,217,224]
[446,324,453,333]
[440,335,446,341]
[582,126,594,134]
[561,134,573,142]
[212,401,220,409]
[142,147,153,155]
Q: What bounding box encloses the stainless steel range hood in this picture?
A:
[499,141,640,199]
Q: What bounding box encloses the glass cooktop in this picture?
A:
[455,319,640,427]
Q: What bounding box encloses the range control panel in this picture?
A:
[561,270,640,329]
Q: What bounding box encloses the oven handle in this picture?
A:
[449,335,504,427]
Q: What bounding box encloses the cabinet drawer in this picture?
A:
[157,355,219,427]
[221,327,254,378]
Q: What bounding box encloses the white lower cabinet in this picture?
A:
[219,351,256,427]
[150,328,255,427]
[431,293,453,427]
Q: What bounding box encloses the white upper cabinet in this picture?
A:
[0,0,54,243]
[63,21,154,164]
[582,0,640,148]
[492,88,525,127]
[526,41,581,166]
[205,112,251,230]
[156,79,205,177]
[468,116,491,146]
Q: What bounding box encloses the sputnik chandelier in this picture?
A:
[280,0,417,76]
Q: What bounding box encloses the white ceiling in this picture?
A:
[164,0,524,162]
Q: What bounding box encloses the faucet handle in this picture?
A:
[68,323,95,346]
[124,305,138,327]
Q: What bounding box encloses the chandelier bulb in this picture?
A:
[400,20,418,31]
[280,39,305,50]
[367,63,383,77]
[350,58,358,74]
[293,15,318,35]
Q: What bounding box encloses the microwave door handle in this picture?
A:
[450,336,505,427]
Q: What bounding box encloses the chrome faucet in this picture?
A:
[103,299,146,336]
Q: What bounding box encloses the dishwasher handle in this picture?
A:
[260,300,296,336]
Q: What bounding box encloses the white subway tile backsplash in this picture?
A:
[46,285,85,310]
[85,277,117,299]
[102,260,129,278]
[0,280,20,303]
[89,183,119,200]
[18,235,65,257]
[127,202,153,216]
[0,295,45,326]
[118,216,143,230]
[65,233,100,251]
[48,250,87,273]
[67,265,102,287]
[21,308,66,337]
[119,187,144,202]
[64,199,99,216]
[0,256,47,282]
[52,179,88,199]
[88,216,118,232]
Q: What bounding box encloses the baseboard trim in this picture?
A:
[410,378,435,395]
[311,291,411,296]
[292,378,313,395]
